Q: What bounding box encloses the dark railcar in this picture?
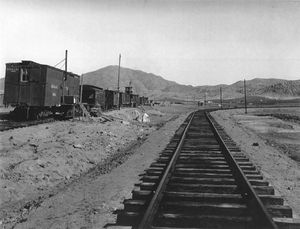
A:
[124,93,131,106]
[113,91,119,107]
[143,97,149,105]
[4,60,80,118]
[119,92,124,107]
[0,94,3,106]
[81,85,105,110]
[140,96,149,105]
[136,94,140,106]
[119,92,130,107]
[130,94,139,107]
[105,90,114,110]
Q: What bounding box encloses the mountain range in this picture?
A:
[0,66,299,101]
[83,65,300,100]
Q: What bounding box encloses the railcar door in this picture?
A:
[18,68,30,105]
[29,66,44,106]
[4,64,20,106]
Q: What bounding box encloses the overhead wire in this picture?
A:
[58,62,65,70]
[53,58,65,67]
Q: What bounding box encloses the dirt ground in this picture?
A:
[0,104,196,228]
[211,107,300,218]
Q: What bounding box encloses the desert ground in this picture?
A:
[0,104,196,228]
[211,107,300,218]
[0,105,299,228]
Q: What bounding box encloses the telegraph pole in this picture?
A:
[65,50,68,75]
[62,50,68,104]
[244,79,247,114]
[80,74,83,103]
[220,87,223,109]
[117,54,121,109]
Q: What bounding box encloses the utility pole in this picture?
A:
[62,50,68,104]
[117,54,121,109]
[80,74,83,103]
[220,87,223,109]
[244,79,247,114]
[65,50,68,76]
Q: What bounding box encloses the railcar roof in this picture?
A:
[82,84,104,90]
[6,60,80,78]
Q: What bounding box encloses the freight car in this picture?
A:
[119,91,131,107]
[119,92,124,107]
[104,90,119,110]
[4,60,148,120]
[113,90,119,108]
[139,96,149,106]
[4,61,80,119]
[131,94,139,107]
[81,85,105,110]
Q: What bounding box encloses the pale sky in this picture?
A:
[1,0,300,86]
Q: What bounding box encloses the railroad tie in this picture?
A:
[115,110,300,229]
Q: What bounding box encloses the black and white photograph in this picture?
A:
[0,0,299,228]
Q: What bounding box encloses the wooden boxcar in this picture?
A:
[105,90,114,110]
[113,91,119,108]
[81,85,105,110]
[119,92,130,107]
[0,94,3,106]
[124,93,131,106]
[131,94,139,107]
[4,61,80,119]
[136,94,140,106]
[119,92,124,107]
[139,96,149,106]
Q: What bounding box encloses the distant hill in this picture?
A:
[0,66,299,100]
[83,66,300,100]
[82,65,179,97]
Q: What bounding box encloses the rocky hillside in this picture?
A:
[83,66,300,100]
[0,66,299,100]
[82,66,178,97]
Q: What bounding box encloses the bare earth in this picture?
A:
[211,107,300,218]
[2,105,299,228]
[0,105,195,228]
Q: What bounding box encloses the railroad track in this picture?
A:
[0,118,54,132]
[0,117,60,132]
[116,110,299,229]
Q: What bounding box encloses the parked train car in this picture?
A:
[119,92,125,107]
[81,85,105,110]
[119,91,130,107]
[113,90,119,108]
[4,60,80,119]
[0,93,3,106]
[139,96,149,106]
[105,90,117,110]
[4,60,148,119]
[124,93,131,106]
[131,94,139,107]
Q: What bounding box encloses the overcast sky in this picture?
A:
[1,0,300,86]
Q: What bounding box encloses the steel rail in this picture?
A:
[205,112,278,229]
[0,118,56,132]
[136,111,196,229]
